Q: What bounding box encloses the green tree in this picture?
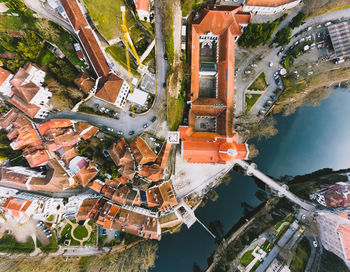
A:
[289,12,305,28]
[274,27,292,46]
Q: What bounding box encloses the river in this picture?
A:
[151,89,350,272]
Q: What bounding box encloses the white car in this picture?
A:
[268,62,273,67]
[313,240,318,247]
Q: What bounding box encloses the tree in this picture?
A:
[274,27,292,46]
[289,12,305,28]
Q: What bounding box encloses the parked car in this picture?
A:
[270,96,275,99]
[150,116,157,122]
[164,53,168,60]
[313,240,318,247]
[128,130,135,136]
[94,104,99,109]
[268,61,273,67]
[100,107,106,112]
[143,123,148,128]
[163,82,166,88]
[275,77,281,85]
[116,131,124,136]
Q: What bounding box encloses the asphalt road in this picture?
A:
[235,7,350,117]
[46,0,169,138]
[256,221,300,272]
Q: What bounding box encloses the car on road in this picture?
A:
[128,131,135,136]
[270,96,275,99]
[94,104,99,109]
[143,123,148,128]
[244,69,252,74]
[313,240,318,247]
[299,225,306,233]
[102,126,113,132]
[116,131,124,136]
[275,77,281,85]
[164,53,168,60]
[163,82,166,88]
[268,61,273,67]
[150,116,157,122]
[251,63,257,68]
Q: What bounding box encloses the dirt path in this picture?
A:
[168,0,183,97]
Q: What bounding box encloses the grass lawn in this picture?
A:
[73,225,89,240]
[284,55,291,69]
[59,223,80,246]
[248,73,268,90]
[0,233,35,253]
[84,0,149,53]
[290,237,311,272]
[245,94,261,113]
[0,14,84,67]
[240,249,255,267]
[275,224,289,241]
[38,49,56,66]
[167,95,185,131]
[83,225,97,246]
[37,233,59,253]
[106,44,140,77]
[251,260,261,272]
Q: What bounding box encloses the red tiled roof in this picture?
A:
[156,142,172,169]
[135,0,150,11]
[60,0,88,31]
[338,224,350,260]
[73,161,98,187]
[9,95,40,119]
[95,74,124,103]
[0,67,11,86]
[139,164,163,182]
[2,196,32,217]
[12,82,40,103]
[24,149,51,167]
[130,136,157,165]
[158,181,178,211]
[89,179,105,193]
[78,26,111,77]
[74,122,98,140]
[37,119,72,135]
[179,126,248,164]
[62,147,79,165]
[74,72,95,94]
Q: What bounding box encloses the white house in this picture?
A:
[242,0,301,15]
[134,0,152,22]
[0,67,13,97]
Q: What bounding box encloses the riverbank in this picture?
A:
[273,66,350,116]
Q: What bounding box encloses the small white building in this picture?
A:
[0,67,13,96]
[134,0,152,22]
[242,0,301,15]
[127,88,149,107]
[8,63,52,119]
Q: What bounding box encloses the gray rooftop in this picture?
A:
[328,22,350,58]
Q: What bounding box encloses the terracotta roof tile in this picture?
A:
[95,74,124,103]
[130,136,157,165]
[78,26,111,77]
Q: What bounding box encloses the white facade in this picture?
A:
[115,80,130,108]
[137,9,150,22]
[317,211,350,268]
[242,0,301,14]
[47,0,59,9]
[0,73,13,96]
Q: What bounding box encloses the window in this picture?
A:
[226,68,228,81]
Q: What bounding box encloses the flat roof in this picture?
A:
[328,22,350,58]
